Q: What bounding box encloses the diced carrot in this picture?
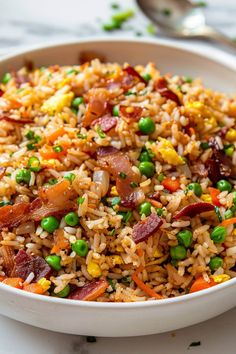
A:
[2,277,23,289]
[208,187,221,206]
[146,198,162,208]
[132,266,163,299]
[84,280,109,301]
[162,177,180,193]
[47,127,65,143]
[39,145,66,160]
[136,248,144,257]
[221,217,236,227]
[189,127,195,136]
[0,276,6,282]
[51,228,70,254]
[23,283,44,294]
[189,276,216,294]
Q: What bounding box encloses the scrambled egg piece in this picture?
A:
[158,138,184,165]
[201,194,212,203]
[111,186,118,196]
[211,274,230,283]
[42,92,74,115]
[109,255,123,266]
[225,128,236,142]
[87,261,102,278]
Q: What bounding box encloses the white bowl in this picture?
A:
[0,38,236,337]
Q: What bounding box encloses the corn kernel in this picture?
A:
[158,138,184,165]
[110,255,123,265]
[211,274,230,283]
[116,245,124,252]
[204,116,217,129]
[201,194,212,203]
[37,278,51,291]
[87,261,102,278]
[233,229,236,237]
[42,92,74,115]
[153,249,162,258]
[111,186,118,196]
[225,128,236,142]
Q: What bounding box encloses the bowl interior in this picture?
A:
[0,39,236,93]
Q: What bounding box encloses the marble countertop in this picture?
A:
[0,0,236,353]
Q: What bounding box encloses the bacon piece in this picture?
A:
[174,202,214,220]
[92,114,117,132]
[155,77,180,105]
[119,105,143,121]
[82,88,110,127]
[0,167,5,180]
[0,246,15,276]
[132,213,163,244]
[68,278,109,301]
[0,203,30,230]
[97,147,140,206]
[97,146,119,157]
[0,89,4,97]
[123,66,146,84]
[0,116,33,124]
[11,250,51,281]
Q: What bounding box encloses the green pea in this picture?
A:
[216,180,232,192]
[139,151,152,162]
[225,146,234,157]
[209,256,223,272]
[72,97,84,109]
[157,173,165,182]
[142,73,152,82]
[77,197,85,205]
[225,209,234,219]
[64,172,75,183]
[53,145,63,153]
[64,212,79,227]
[27,143,36,151]
[187,183,202,197]
[45,255,61,271]
[200,142,210,150]
[138,117,155,135]
[25,130,35,140]
[41,216,59,233]
[55,284,70,298]
[156,208,163,216]
[28,156,41,172]
[170,245,187,260]
[72,240,89,257]
[139,202,152,216]
[2,72,11,84]
[139,161,155,178]
[47,178,58,185]
[210,226,226,243]
[177,230,193,248]
[15,169,31,184]
[112,105,119,117]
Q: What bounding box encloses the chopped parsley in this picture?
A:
[111,197,121,206]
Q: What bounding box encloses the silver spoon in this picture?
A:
[137,0,236,51]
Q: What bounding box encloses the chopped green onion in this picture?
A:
[200,141,210,150]
[2,73,11,84]
[77,132,87,139]
[64,172,75,183]
[118,211,132,223]
[146,23,156,35]
[157,173,165,182]
[27,143,36,151]
[108,229,116,236]
[25,130,35,140]
[96,126,106,139]
[161,8,172,16]
[130,182,138,188]
[184,76,193,83]
[48,178,58,185]
[112,9,134,22]
[111,2,120,9]
[215,206,223,222]
[0,201,12,207]
[77,197,85,205]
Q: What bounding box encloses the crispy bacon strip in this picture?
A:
[123,66,146,84]
[82,88,110,127]
[0,203,30,230]
[0,246,15,276]
[68,278,109,301]
[11,250,51,281]
[132,213,163,244]
[155,77,180,105]
[174,202,215,220]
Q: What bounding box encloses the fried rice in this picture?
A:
[0,58,235,302]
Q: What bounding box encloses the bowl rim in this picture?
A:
[0,37,236,308]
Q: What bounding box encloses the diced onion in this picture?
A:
[93,170,110,197]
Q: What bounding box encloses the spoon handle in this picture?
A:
[200,26,236,51]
